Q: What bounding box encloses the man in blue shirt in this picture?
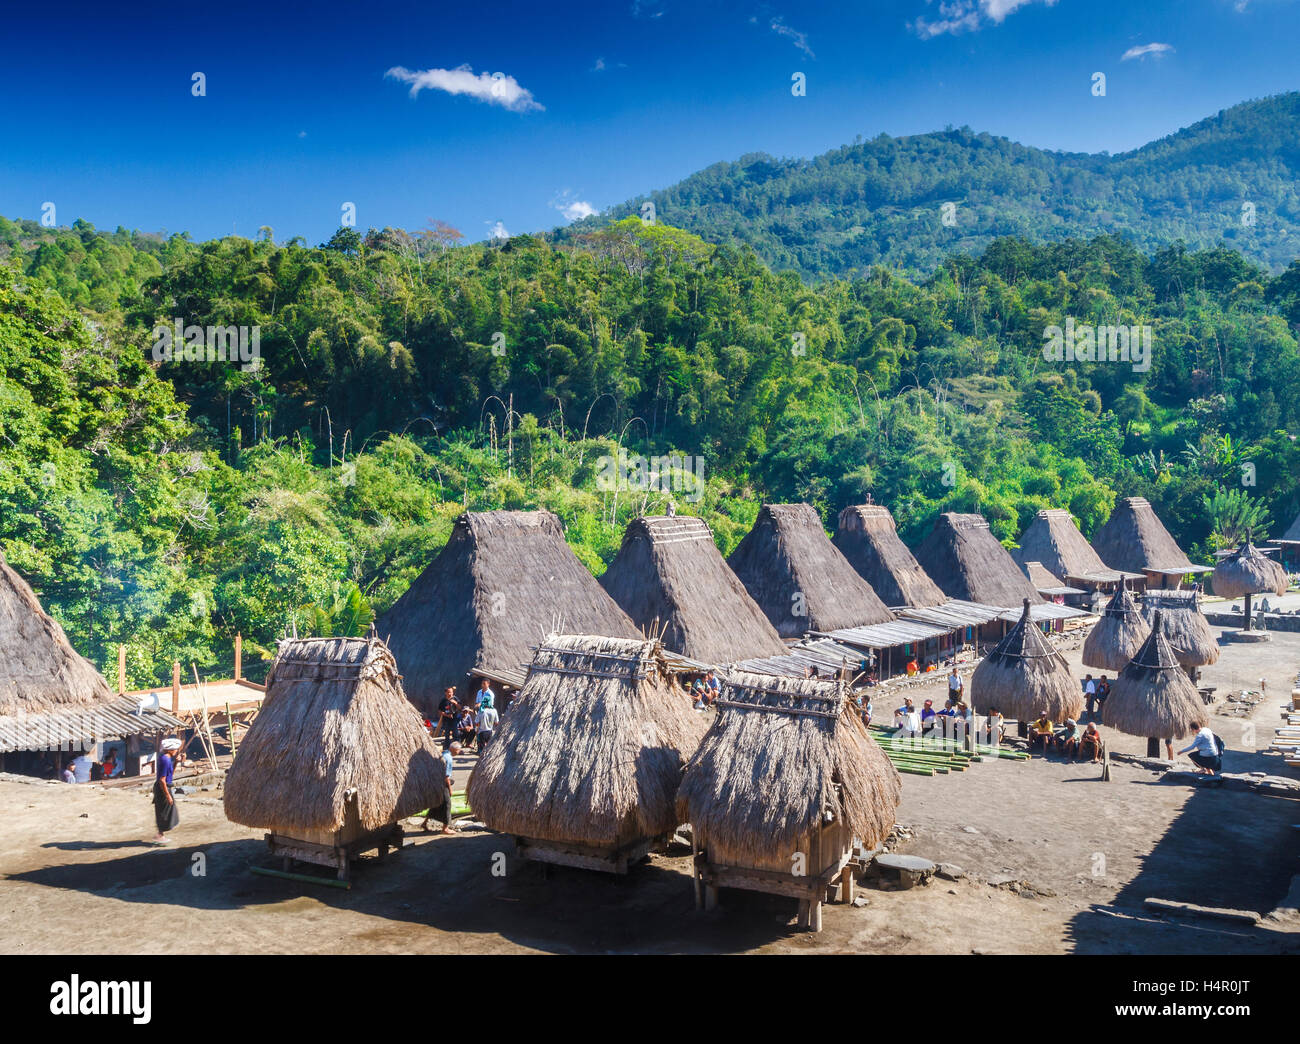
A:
[423,741,462,835]
[152,737,184,843]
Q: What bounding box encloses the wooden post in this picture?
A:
[171,662,181,714]
[810,899,823,932]
[117,645,127,695]
[234,633,243,681]
[1146,737,1161,758]
[1101,747,1111,782]
[691,835,702,910]
[226,702,237,759]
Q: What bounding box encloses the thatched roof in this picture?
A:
[1091,497,1206,576]
[727,503,894,638]
[466,634,706,846]
[0,553,115,717]
[1013,509,1141,585]
[970,600,1083,722]
[1277,509,1300,545]
[223,637,445,834]
[833,505,946,608]
[1141,590,1220,668]
[1022,561,1086,596]
[1102,613,1205,739]
[912,513,1044,609]
[1212,541,1288,599]
[377,511,639,711]
[1082,586,1151,672]
[599,516,787,664]
[676,671,900,865]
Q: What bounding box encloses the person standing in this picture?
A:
[423,742,461,834]
[1083,674,1098,717]
[476,702,499,753]
[1094,675,1110,720]
[151,738,183,844]
[947,667,963,702]
[436,687,461,749]
[70,750,93,784]
[475,678,496,710]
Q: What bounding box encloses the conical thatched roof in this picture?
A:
[1102,613,1204,740]
[223,637,445,834]
[466,635,706,846]
[1212,542,1288,599]
[912,513,1044,609]
[0,553,114,717]
[600,516,787,664]
[377,511,639,711]
[1022,561,1085,596]
[676,671,900,866]
[970,600,1083,722]
[1013,508,1141,584]
[1082,586,1151,672]
[833,505,946,608]
[1141,590,1220,668]
[1091,497,1202,576]
[727,503,894,639]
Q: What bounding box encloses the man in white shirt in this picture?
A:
[70,751,93,784]
[1178,721,1222,774]
[475,678,496,709]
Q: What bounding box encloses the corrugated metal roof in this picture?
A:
[896,599,1006,628]
[812,619,953,649]
[0,697,184,754]
[999,602,1091,623]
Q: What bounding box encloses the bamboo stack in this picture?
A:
[867,725,1028,777]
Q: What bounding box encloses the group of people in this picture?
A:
[426,678,500,753]
[51,747,124,783]
[687,670,721,711]
[1027,716,1106,762]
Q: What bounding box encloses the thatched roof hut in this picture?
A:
[467,635,706,865]
[0,554,115,717]
[912,513,1044,609]
[970,600,1083,722]
[377,511,639,711]
[1021,561,1085,598]
[600,516,787,664]
[223,637,445,837]
[1141,590,1220,669]
[833,505,946,608]
[1091,497,1208,582]
[677,671,899,902]
[1082,586,1151,672]
[1102,613,1205,740]
[1212,541,1288,600]
[1013,509,1141,587]
[727,503,894,639]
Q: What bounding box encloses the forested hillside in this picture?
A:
[3,211,1300,686]
[568,93,1300,278]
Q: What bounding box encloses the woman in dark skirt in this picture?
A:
[152,738,184,843]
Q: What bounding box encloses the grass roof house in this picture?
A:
[912,513,1044,610]
[677,670,900,931]
[970,600,1084,724]
[727,503,894,639]
[1102,613,1206,748]
[1013,509,1142,591]
[466,634,706,873]
[1082,586,1151,672]
[599,515,787,664]
[833,505,946,608]
[377,510,639,712]
[1091,497,1210,590]
[1212,541,1288,633]
[1141,590,1220,672]
[223,636,446,881]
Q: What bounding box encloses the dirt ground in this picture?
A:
[3,623,1300,955]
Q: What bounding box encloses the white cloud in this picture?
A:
[1121,42,1175,61]
[592,57,606,71]
[487,220,509,240]
[385,64,543,113]
[912,0,1057,39]
[770,17,815,58]
[563,201,597,221]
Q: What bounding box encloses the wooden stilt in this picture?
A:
[691,835,702,910]
[810,900,823,932]
[840,866,856,904]
[796,899,809,928]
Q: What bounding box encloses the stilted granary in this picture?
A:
[467,634,707,873]
[833,504,947,609]
[1141,590,1220,673]
[1082,586,1151,672]
[599,515,787,664]
[1091,497,1212,591]
[727,503,894,638]
[1212,541,1288,634]
[677,671,901,932]
[377,510,639,713]
[970,600,1084,725]
[223,637,445,882]
[1102,612,1205,755]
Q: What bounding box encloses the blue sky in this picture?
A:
[1,0,1296,245]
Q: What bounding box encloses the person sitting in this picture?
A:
[702,670,721,706]
[1057,718,1083,757]
[457,706,477,748]
[906,657,919,677]
[1029,714,1054,754]
[1178,720,1223,775]
[982,708,1005,746]
[1077,722,1103,763]
[691,676,708,711]
[919,699,937,734]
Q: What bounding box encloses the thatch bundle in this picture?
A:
[833,505,946,608]
[1082,586,1151,671]
[1141,590,1220,668]
[677,671,900,865]
[1101,613,1204,739]
[467,635,706,846]
[727,503,894,638]
[970,600,1083,722]
[1211,541,1288,600]
[912,513,1043,608]
[0,554,115,717]
[1013,509,1139,585]
[377,510,639,711]
[600,516,786,664]
[223,637,445,834]
[1091,497,1197,576]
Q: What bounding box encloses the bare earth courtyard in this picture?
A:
[3,620,1300,955]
